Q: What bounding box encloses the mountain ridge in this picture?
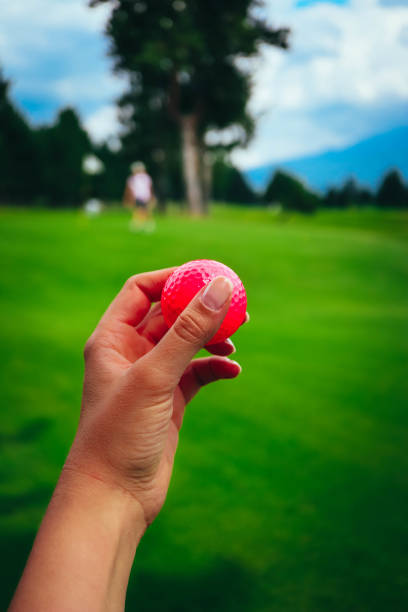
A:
[244,126,408,193]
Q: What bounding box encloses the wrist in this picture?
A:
[58,465,148,543]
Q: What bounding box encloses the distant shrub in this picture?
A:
[263,170,319,213]
[324,178,374,208]
[377,170,408,208]
[212,159,258,205]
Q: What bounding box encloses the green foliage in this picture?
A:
[91,143,129,202]
[212,158,258,204]
[0,72,92,207]
[377,169,408,208]
[36,108,91,207]
[0,207,407,611]
[0,73,41,204]
[263,170,320,213]
[95,0,288,132]
[324,178,374,208]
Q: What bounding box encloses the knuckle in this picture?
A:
[83,333,100,360]
[83,337,94,360]
[173,311,209,345]
[134,362,172,396]
[137,363,158,388]
[124,274,139,291]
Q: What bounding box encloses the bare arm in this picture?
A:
[10,269,243,611]
[10,470,144,611]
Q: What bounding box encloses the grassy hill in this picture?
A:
[1,205,407,611]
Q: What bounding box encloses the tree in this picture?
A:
[263,170,319,213]
[36,108,91,206]
[324,178,374,208]
[212,158,257,204]
[90,0,289,214]
[0,72,41,204]
[324,187,343,209]
[377,169,408,208]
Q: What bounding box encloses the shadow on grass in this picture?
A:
[127,558,256,612]
[0,530,37,608]
[0,486,52,516]
[0,417,51,444]
[0,490,52,608]
[0,417,54,607]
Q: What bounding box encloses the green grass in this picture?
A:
[1,205,407,611]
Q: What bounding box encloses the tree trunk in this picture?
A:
[180,114,205,215]
[200,147,212,214]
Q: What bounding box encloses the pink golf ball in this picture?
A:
[161,259,247,345]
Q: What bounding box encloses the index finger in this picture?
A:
[100,267,176,329]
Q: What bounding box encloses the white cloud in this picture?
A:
[85,104,120,143]
[0,0,110,32]
[232,111,343,167]
[233,0,408,167]
[52,73,124,105]
[0,1,111,69]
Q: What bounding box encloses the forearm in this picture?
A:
[10,469,146,612]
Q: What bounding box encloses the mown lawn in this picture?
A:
[1,205,407,611]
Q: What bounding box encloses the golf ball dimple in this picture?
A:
[161,259,247,345]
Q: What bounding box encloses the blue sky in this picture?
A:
[296,0,348,6]
[0,0,407,168]
[8,29,112,123]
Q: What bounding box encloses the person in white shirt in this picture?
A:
[123,161,156,231]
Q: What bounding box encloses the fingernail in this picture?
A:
[201,276,233,311]
[225,339,236,353]
[244,312,250,323]
[230,360,242,373]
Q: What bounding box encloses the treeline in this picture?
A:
[1,73,408,210]
[257,169,408,212]
[213,163,408,212]
[0,73,130,207]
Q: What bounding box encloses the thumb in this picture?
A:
[142,276,233,386]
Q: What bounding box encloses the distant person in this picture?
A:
[9,267,248,611]
[123,161,156,232]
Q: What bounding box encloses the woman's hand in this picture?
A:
[10,267,246,612]
[65,267,242,527]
